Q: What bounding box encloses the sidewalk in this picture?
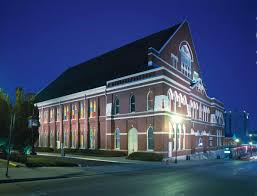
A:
[0,166,98,184]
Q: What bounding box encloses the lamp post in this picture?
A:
[235,138,240,157]
[172,115,182,164]
[249,133,253,157]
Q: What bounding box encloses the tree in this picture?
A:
[0,89,11,138]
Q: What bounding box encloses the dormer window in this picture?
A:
[180,44,192,78]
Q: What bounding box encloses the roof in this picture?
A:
[35,23,181,103]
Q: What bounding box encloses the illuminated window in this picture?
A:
[114,97,120,114]
[115,128,120,149]
[147,91,154,111]
[72,130,76,148]
[57,107,61,121]
[44,110,48,123]
[64,129,68,147]
[80,127,84,149]
[89,100,96,118]
[71,104,75,119]
[80,101,84,119]
[63,106,67,120]
[130,95,135,113]
[90,128,96,149]
[50,108,54,122]
[147,127,154,150]
[180,44,192,78]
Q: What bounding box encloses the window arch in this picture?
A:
[180,43,192,78]
[115,128,120,149]
[130,95,136,112]
[147,91,154,111]
[114,97,120,114]
[147,126,154,150]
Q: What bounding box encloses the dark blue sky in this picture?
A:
[0,0,256,129]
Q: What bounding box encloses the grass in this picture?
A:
[25,155,78,167]
[0,158,21,168]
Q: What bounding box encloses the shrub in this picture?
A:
[25,156,77,167]
[35,147,55,153]
[9,152,27,163]
[36,147,126,157]
[127,152,163,161]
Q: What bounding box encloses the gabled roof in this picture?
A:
[35,23,181,103]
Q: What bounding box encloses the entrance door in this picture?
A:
[128,128,138,155]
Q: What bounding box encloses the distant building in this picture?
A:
[224,110,250,143]
[35,21,225,158]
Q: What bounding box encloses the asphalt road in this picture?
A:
[1,160,257,196]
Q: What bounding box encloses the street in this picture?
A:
[0,160,257,196]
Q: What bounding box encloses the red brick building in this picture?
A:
[35,21,224,158]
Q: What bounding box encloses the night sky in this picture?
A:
[0,0,256,129]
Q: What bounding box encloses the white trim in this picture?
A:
[159,22,185,52]
[36,86,106,107]
[138,132,147,135]
[107,112,190,121]
[154,132,169,135]
[107,67,163,84]
[148,52,191,85]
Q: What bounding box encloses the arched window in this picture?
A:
[130,95,135,113]
[115,128,120,149]
[147,127,154,150]
[180,44,192,78]
[198,137,203,147]
[114,97,120,114]
[147,91,154,111]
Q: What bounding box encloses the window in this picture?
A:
[180,44,192,78]
[64,129,68,147]
[80,101,84,119]
[71,104,75,119]
[63,105,69,120]
[50,129,54,147]
[209,136,213,147]
[114,97,120,114]
[171,53,178,68]
[147,91,154,111]
[198,137,203,147]
[44,110,48,123]
[50,108,54,122]
[80,127,84,149]
[147,127,154,150]
[115,128,120,149]
[57,107,61,121]
[89,100,96,118]
[130,95,135,112]
[90,128,96,149]
[72,130,76,148]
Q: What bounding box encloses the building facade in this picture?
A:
[35,21,225,158]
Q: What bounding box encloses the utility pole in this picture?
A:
[6,113,15,177]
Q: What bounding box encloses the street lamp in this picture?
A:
[172,115,182,164]
[249,134,253,157]
[235,138,240,157]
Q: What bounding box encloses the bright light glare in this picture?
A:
[172,115,182,123]
[235,138,240,143]
[249,142,253,145]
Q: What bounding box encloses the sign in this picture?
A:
[28,119,39,128]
